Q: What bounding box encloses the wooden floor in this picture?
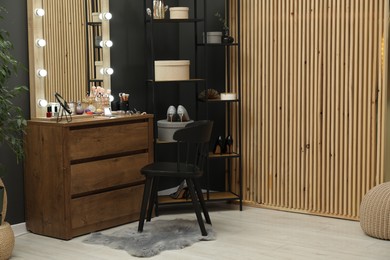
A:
[12,204,390,259]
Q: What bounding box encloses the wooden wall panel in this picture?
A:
[230,0,389,220]
[42,0,87,103]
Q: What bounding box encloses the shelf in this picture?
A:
[147,78,206,83]
[146,18,204,24]
[198,98,239,103]
[158,191,240,205]
[197,42,239,47]
[209,152,240,159]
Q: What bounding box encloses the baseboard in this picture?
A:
[11,222,28,237]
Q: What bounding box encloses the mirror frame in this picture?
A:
[27,0,111,119]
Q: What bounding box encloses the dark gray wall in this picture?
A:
[1,0,30,225]
[1,0,224,224]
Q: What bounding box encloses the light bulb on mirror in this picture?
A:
[109,95,114,102]
[100,67,114,75]
[99,40,113,48]
[35,38,46,47]
[37,99,48,107]
[34,8,45,17]
[99,12,112,21]
[37,69,48,77]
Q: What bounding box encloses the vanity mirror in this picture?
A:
[27,0,112,118]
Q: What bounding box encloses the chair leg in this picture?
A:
[147,176,159,221]
[186,178,208,236]
[138,176,153,232]
[194,178,211,225]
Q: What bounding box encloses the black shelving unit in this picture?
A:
[144,0,242,210]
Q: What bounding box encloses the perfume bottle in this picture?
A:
[76,101,84,115]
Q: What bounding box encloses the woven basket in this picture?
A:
[360,182,390,240]
[0,222,15,260]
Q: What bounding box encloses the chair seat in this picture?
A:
[141,162,203,178]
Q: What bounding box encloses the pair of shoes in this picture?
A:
[169,180,187,199]
[166,105,190,122]
[213,135,233,154]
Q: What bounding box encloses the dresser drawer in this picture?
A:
[68,121,149,160]
[70,153,148,196]
[71,184,144,229]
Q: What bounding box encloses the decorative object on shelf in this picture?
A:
[220,92,237,100]
[213,135,225,154]
[157,120,194,142]
[169,7,189,19]
[213,135,233,154]
[153,0,168,19]
[154,60,190,81]
[214,11,234,44]
[222,30,234,44]
[225,135,233,154]
[198,89,220,100]
[203,31,222,44]
[166,105,190,122]
[166,105,176,122]
[177,105,190,122]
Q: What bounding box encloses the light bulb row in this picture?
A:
[34,7,48,79]
[34,8,114,110]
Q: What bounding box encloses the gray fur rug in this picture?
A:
[83,219,216,257]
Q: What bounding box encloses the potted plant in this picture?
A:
[0,5,28,259]
[214,11,234,44]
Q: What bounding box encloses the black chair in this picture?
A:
[138,120,213,236]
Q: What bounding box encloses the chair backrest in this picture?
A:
[173,120,213,171]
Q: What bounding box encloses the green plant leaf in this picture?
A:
[0,5,28,177]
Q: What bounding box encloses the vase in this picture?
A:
[0,222,15,260]
[222,28,234,44]
[0,179,13,260]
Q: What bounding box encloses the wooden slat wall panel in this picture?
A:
[42,0,87,103]
[230,0,389,220]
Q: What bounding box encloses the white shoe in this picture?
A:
[167,105,176,122]
[177,105,190,122]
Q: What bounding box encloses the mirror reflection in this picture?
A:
[27,0,112,118]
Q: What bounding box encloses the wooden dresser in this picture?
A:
[24,114,154,240]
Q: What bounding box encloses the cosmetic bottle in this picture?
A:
[46,106,52,118]
[53,106,59,117]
